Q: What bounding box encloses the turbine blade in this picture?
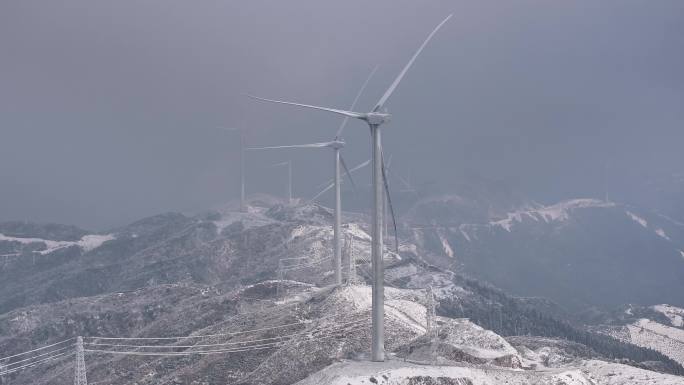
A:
[269,161,290,167]
[316,177,334,189]
[349,158,371,173]
[247,142,331,151]
[311,158,370,201]
[244,94,365,119]
[311,182,335,202]
[373,14,452,112]
[381,152,399,253]
[335,65,379,139]
[396,174,418,194]
[340,155,357,192]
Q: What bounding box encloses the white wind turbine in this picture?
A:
[247,67,377,286]
[218,127,247,212]
[246,15,452,361]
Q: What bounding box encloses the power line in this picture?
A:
[83,325,363,357]
[85,342,282,356]
[280,257,332,272]
[2,345,73,368]
[85,320,314,341]
[0,338,74,361]
[83,312,356,342]
[0,351,73,377]
[83,318,367,350]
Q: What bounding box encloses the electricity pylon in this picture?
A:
[74,336,87,385]
[346,235,357,285]
[426,286,436,336]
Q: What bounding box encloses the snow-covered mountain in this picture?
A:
[406,196,684,311]
[591,304,684,368]
[1,197,683,384]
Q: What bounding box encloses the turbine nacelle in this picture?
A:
[363,112,391,126]
[327,140,345,149]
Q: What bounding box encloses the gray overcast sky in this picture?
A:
[1,0,683,230]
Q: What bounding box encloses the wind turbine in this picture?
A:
[219,127,247,212]
[247,68,377,285]
[246,15,452,361]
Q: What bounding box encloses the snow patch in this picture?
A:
[459,224,472,242]
[625,318,684,365]
[626,211,648,228]
[345,223,371,242]
[385,299,427,334]
[297,358,684,385]
[653,304,684,327]
[212,206,276,232]
[491,199,614,232]
[78,234,116,252]
[436,318,519,359]
[436,229,454,258]
[0,233,115,255]
[655,228,671,240]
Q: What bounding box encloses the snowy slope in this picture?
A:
[0,232,115,255]
[295,359,684,385]
[407,197,684,310]
[599,318,684,366]
[654,304,684,327]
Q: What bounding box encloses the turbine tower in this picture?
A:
[246,15,452,361]
[220,127,247,212]
[246,68,377,285]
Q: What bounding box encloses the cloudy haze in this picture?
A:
[1,0,683,229]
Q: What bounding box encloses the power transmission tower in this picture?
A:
[74,336,87,385]
[276,259,284,298]
[425,286,439,364]
[346,235,357,285]
[425,286,436,336]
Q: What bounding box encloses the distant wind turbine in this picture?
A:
[218,127,247,212]
[247,67,377,285]
[246,15,452,361]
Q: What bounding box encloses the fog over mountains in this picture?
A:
[2,1,684,384]
[2,0,683,229]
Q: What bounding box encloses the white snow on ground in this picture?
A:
[653,304,684,327]
[385,299,427,334]
[656,228,671,240]
[77,234,116,252]
[436,318,519,360]
[626,211,648,227]
[345,223,371,242]
[329,286,423,316]
[623,319,684,365]
[295,358,684,385]
[459,224,472,242]
[491,199,615,232]
[212,207,275,231]
[581,360,684,385]
[0,233,115,255]
[436,229,454,258]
